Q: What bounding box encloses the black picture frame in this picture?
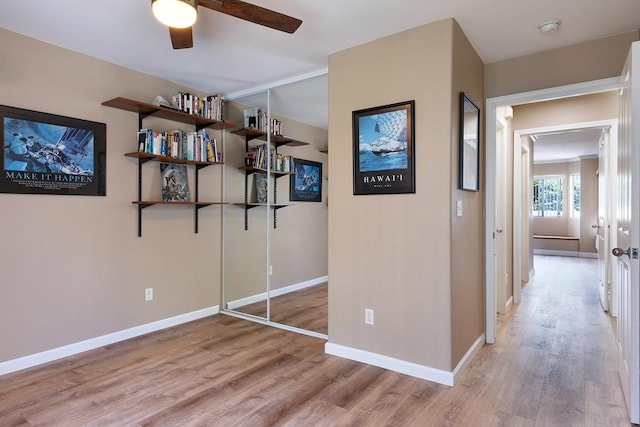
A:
[1,105,106,196]
[352,100,415,195]
[290,158,322,202]
[459,92,480,191]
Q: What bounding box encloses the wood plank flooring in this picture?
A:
[235,283,328,335]
[0,256,631,425]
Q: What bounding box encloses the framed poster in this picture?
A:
[459,92,480,191]
[1,105,106,196]
[290,158,322,202]
[352,100,415,195]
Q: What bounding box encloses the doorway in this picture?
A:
[484,77,620,342]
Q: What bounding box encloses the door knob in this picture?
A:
[496,229,503,233]
[592,224,601,229]
[612,247,631,257]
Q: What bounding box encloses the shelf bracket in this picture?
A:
[137,111,158,129]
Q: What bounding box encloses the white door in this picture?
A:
[597,132,609,311]
[495,118,507,313]
[614,41,640,423]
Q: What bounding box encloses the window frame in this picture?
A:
[532,175,565,218]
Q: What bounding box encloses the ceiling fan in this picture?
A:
[151,0,303,49]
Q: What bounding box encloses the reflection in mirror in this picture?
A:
[222,74,329,338]
[223,91,269,320]
[267,74,328,336]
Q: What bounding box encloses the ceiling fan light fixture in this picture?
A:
[152,0,197,29]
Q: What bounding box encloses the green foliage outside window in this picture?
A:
[533,176,563,217]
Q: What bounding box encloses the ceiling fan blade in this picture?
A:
[198,0,302,34]
[169,27,194,49]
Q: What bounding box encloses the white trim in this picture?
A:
[324,342,455,386]
[534,249,579,257]
[579,252,599,259]
[226,69,329,101]
[529,267,536,281]
[506,296,514,311]
[452,334,486,384]
[0,306,219,376]
[226,276,328,310]
[485,77,622,347]
[221,310,328,340]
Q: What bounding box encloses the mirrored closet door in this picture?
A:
[222,74,328,337]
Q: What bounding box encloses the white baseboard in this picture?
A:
[534,249,579,257]
[324,342,455,386]
[452,334,485,384]
[0,305,219,376]
[534,249,598,259]
[506,296,513,310]
[226,276,328,310]
[579,252,598,259]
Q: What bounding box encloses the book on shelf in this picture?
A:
[242,108,284,135]
[137,128,219,162]
[170,92,223,121]
[160,163,190,202]
[254,173,268,204]
[244,144,294,172]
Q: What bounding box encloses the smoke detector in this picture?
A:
[538,20,561,34]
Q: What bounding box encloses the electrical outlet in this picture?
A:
[268,265,273,275]
[145,288,153,301]
[365,308,374,325]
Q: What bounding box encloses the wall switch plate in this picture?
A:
[268,265,273,275]
[145,288,153,301]
[456,200,463,217]
[365,308,374,325]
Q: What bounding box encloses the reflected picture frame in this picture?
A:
[459,92,480,192]
[290,158,322,202]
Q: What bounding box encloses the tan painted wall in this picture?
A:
[0,28,328,364]
[485,31,639,98]
[328,18,483,371]
[0,28,223,362]
[450,21,485,367]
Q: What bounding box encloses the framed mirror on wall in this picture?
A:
[459,92,480,192]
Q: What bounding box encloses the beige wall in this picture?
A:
[0,28,328,365]
[450,21,485,366]
[0,28,223,362]
[328,18,483,372]
[485,31,639,98]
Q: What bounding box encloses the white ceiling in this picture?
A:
[532,127,604,164]
[0,0,639,130]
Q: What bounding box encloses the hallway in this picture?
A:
[465,255,629,425]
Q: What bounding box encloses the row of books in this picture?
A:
[245,144,294,172]
[137,129,221,163]
[243,108,283,135]
[171,92,223,121]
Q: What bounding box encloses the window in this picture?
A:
[533,176,563,217]
[571,173,580,217]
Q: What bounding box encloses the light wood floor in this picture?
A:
[236,283,328,335]
[0,256,631,425]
